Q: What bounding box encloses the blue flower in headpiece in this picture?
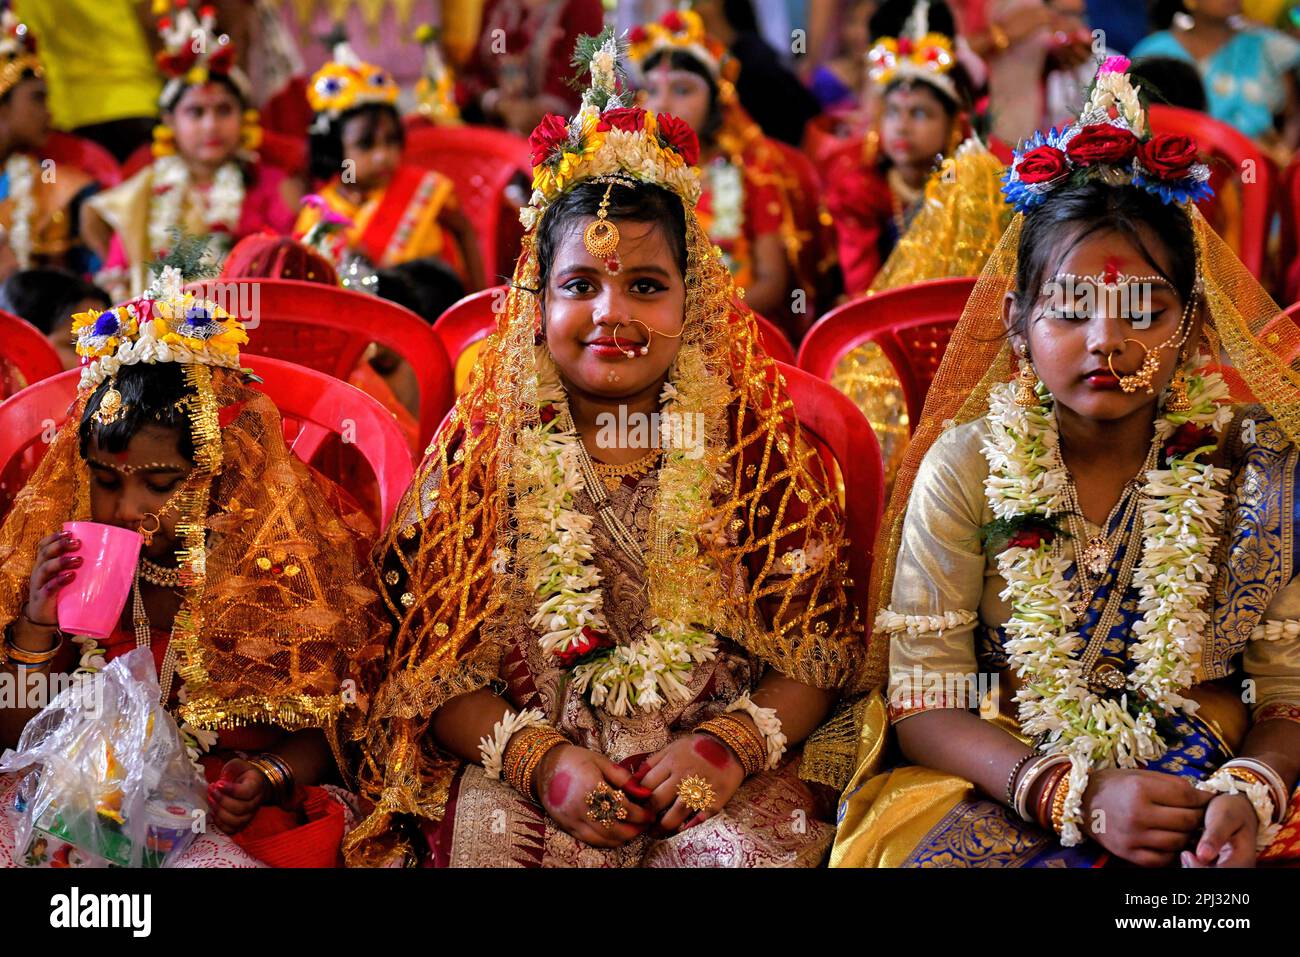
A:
[181,303,221,340]
[1131,168,1214,206]
[92,310,120,338]
[1001,126,1076,215]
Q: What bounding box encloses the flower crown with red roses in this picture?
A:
[866,0,959,102]
[154,1,250,108]
[520,28,702,233]
[1001,56,1212,216]
[626,9,737,87]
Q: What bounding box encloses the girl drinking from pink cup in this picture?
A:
[0,264,383,867]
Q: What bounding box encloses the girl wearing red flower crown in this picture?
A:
[628,9,833,337]
[343,31,867,869]
[833,58,1300,869]
[81,3,300,300]
[293,43,484,292]
[823,0,976,294]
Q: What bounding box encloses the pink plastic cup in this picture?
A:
[55,522,143,639]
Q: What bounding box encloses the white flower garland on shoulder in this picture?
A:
[5,153,36,269]
[148,154,245,260]
[514,348,718,717]
[983,357,1232,845]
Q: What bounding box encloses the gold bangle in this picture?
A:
[503,726,567,801]
[2,630,63,666]
[695,715,765,778]
[1049,771,1070,835]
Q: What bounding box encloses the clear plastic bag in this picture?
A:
[0,647,207,867]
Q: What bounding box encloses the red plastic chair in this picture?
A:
[433,286,502,369]
[0,359,414,528]
[1147,105,1274,282]
[41,131,122,187]
[122,129,307,179]
[0,368,78,516]
[0,309,64,399]
[401,124,531,283]
[186,277,455,448]
[754,313,797,365]
[241,355,414,527]
[775,360,884,616]
[798,277,977,429]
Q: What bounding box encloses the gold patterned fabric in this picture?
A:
[867,139,1011,295]
[423,472,835,866]
[830,139,1010,496]
[342,162,867,870]
[0,367,384,735]
[865,207,1300,689]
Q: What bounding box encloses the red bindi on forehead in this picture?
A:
[1102,256,1125,284]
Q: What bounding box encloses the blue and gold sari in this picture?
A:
[830,406,1300,867]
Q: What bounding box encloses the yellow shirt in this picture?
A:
[15,0,160,129]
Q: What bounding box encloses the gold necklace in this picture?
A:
[139,557,183,588]
[590,449,661,494]
[132,569,179,706]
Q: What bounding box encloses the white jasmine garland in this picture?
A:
[477,707,548,779]
[148,154,245,260]
[516,348,721,717]
[725,693,787,769]
[5,153,36,269]
[1195,769,1282,850]
[982,359,1229,845]
[705,160,744,241]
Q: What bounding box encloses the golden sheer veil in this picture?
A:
[863,191,1300,689]
[343,31,865,866]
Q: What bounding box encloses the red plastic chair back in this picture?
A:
[798,277,977,428]
[241,355,414,527]
[0,360,415,528]
[1147,105,1274,281]
[0,309,65,399]
[41,132,122,187]
[433,286,502,367]
[775,361,884,617]
[0,369,78,516]
[186,277,454,447]
[401,124,531,283]
[753,313,797,365]
[122,129,307,179]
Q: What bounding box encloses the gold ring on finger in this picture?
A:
[584,781,628,828]
[677,775,716,813]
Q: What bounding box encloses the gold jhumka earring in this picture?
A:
[1015,349,1042,408]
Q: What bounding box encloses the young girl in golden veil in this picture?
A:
[832,58,1300,867]
[0,266,381,867]
[343,31,867,868]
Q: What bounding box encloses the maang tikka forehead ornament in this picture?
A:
[584,176,633,275]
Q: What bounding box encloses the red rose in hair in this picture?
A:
[663,10,685,31]
[1007,527,1054,550]
[1016,145,1069,185]
[1137,133,1199,180]
[529,113,570,168]
[656,112,700,166]
[1162,422,1215,462]
[556,626,614,667]
[1065,124,1139,166]
[599,107,648,134]
[539,403,557,424]
[628,25,648,44]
